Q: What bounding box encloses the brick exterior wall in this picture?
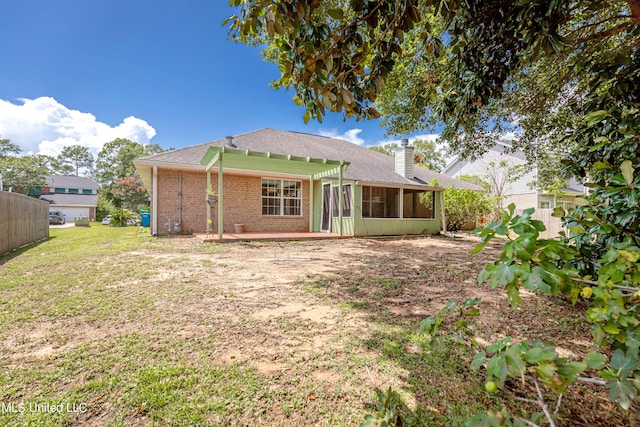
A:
[153,168,310,235]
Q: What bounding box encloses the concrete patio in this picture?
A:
[194,231,347,243]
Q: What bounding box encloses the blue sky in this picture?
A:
[0,1,438,157]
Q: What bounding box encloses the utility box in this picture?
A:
[74,216,90,227]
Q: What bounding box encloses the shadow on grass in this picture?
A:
[0,236,55,266]
[297,237,503,425]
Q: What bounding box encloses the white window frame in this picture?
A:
[261,178,303,217]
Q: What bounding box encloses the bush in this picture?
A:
[442,187,494,231]
[109,208,138,227]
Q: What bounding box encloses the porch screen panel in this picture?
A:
[403,189,435,219]
[332,184,352,218]
[362,186,399,218]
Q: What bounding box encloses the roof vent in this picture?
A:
[225,136,236,148]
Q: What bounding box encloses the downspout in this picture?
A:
[152,165,158,235]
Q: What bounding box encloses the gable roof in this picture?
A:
[136,128,479,190]
[442,139,523,176]
[44,175,100,190]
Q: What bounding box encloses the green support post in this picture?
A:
[218,153,224,240]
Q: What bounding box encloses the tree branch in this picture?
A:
[534,377,557,427]
[577,376,608,386]
[575,22,634,44]
[628,0,640,25]
[564,15,632,39]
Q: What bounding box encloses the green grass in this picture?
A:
[0,226,272,426]
[0,226,568,426]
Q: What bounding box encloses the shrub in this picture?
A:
[442,187,494,231]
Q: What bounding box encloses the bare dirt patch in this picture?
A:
[3,235,635,426]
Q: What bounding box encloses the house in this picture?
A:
[134,128,479,237]
[39,175,100,221]
[442,140,586,212]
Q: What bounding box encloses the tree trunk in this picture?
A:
[629,0,640,25]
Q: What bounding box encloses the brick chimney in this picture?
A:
[395,138,414,179]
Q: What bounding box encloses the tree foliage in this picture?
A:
[369,139,446,171]
[227,0,640,158]
[109,176,149,211]
[95,138,163,187]
[0,138,21,157]
[0,155,49,193]
[57,144,94,176]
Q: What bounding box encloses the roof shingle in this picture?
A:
[137,129,479,190]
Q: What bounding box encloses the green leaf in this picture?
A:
[493,263,516,286]
[557,361,587,381]
[603,321,620,335]
[585,352,607,369]
[471,240,488,256]
[328,9,344,20]
[610,349,640,377]
[522,267,547,292]
[471,351,486,371]
[504,346,527,378]
[487,337,511,353]
[620,160,634,186]
[585,110,610,125]
[607,379,638,410]
[524,346,557,364]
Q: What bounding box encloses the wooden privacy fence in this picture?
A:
[0,192,49,255]
[515,208,564,238]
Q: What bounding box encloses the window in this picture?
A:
[539,201,551,209]
[68,188,79,194]
[331,184,352,218]
[54,187,65,193]
[82,189,93,194]
[362,186,399,218]
[261,179,302,216]
[403,189,435,219]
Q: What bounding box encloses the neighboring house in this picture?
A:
[134,128,478,237]
[443,140,587,236]
[39,175,100,221]
[443,140,586,211]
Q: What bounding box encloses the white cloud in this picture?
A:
[0,97,156,156]
[318,128,365,146]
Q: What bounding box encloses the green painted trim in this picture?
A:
[309,175,314,231]
[206,169,211,234]
[338,165,343,235]
[218,153,223,239]
[201,146,349,177]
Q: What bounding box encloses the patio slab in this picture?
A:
[194,231,347,242]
